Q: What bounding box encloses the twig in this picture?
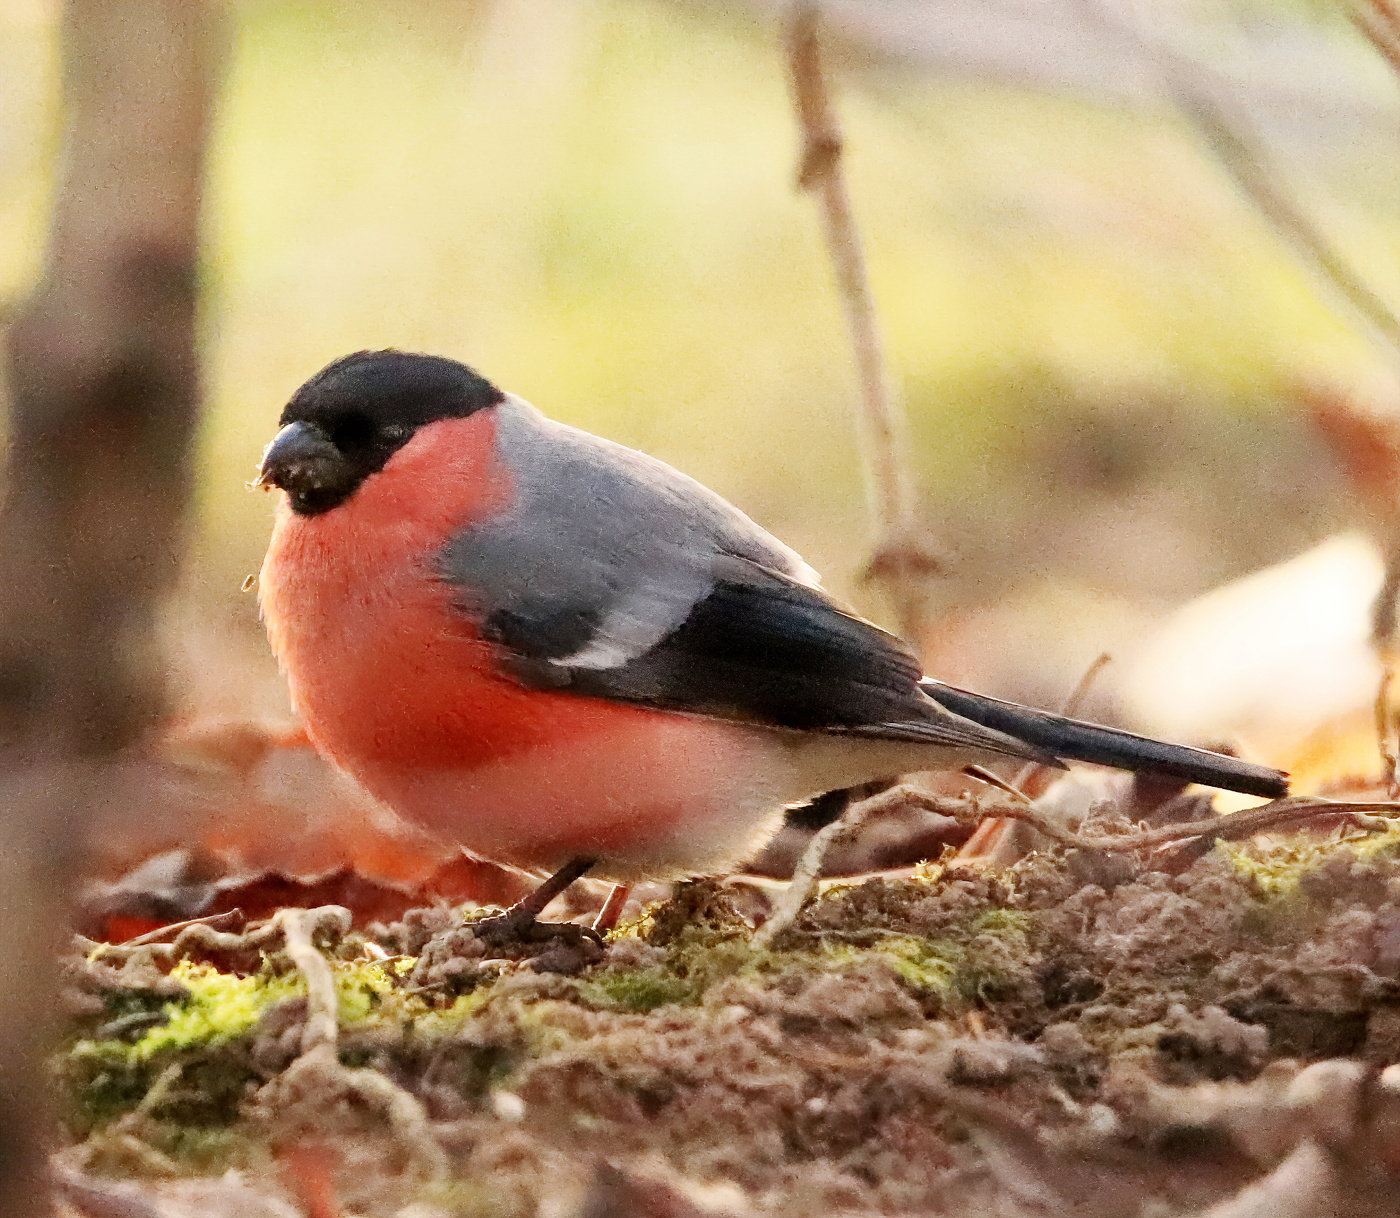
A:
[256,907,448,1187]
[1345,0,1400,78]
[89,912,279,967]
[276,908,343,1055]
[955,721,1058,863]
[1081,0,1400,364]
[1371,509,1400,795]
[785,3,942,648]
[1088,3,1400,790]
[995,797,1396,855]
[1375,641,1400,797]
[755,784,913,945]
[107,909,246,951]
[974,798,1087,853]
[1307,390,1400,791]
[956,658,1115,865]
[963,765,1035,804]
[743,796,1396,899]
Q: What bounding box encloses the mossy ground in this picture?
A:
[55,816,1400,1216]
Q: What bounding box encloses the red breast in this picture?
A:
[259,411,664,779]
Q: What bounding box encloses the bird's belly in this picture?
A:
[352,716,791,882]
[261,506,791,880]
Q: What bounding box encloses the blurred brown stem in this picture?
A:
[1372,540,1400,794]
[1090,0,1400,788]
[785,4,942,649]
[1083,0,1400,360]
[0,0,215,1209]
[1011,651,1112,791]
[1340,0,1400,792]
[1307,385,1400,787]
[1346,0,1400,78]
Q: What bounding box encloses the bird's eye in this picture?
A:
[329,412,376,450]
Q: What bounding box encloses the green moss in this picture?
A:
[833,916,1033,1005]
[580,965,704,1013]
[810,935,953,995]
[144,1124,253,1173]
[60,875,1040,1164]
[63,955,414,1137]
[126,964,296,1061]
[579,890,1025,1014]
[1219,822,1400,898]
[579,920,756,1012]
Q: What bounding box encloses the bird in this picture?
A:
[256,350,1288,938]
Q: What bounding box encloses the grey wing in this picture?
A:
[440,395,816,668]
[439,397,1050,763]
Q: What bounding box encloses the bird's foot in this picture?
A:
[469,858,605,973]
[472,909,605,973]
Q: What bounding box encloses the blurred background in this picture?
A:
[4,0,1400,804]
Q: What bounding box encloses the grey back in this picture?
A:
[438,396,816,669]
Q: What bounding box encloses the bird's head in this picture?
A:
[256,350,503,515]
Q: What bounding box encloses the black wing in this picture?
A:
[482,555,1051,760]
[924,680,1289,799]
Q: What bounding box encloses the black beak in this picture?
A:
[256,421,356,514]
[257,421,333,487]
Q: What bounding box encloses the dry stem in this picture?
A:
[1375,644,1400,797]
[995,796,1396,855]
[1011,652,1112,791]
[755,792,1398,924]
[256,907,448,1188]
[1089,2,1400,791]
[1082,0,1400,362]
[1345,0,1400,78]
[785,3,942,648]
[276,908,343,1055]
[756,784,914,944]
[115,910,246,950]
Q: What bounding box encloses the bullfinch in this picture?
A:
[257,351,1288,934]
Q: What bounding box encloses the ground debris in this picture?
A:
[54,803,1400,1216]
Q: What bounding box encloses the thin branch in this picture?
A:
[113,909,246,950]
[1306,390,1400,789]
[1344,0,1400,78]
[964,764,1036,804]
[753,794,1393,942]
[996,796,1396,854]
[755,784,911,945]
[277,908,344,1055]
[785,3,942,648]
[956,654,1112,863]
[1088,3,1400,791]
[1335,0,1400,792]
[1082,0,1400,365]
[1374,625,1400,797]
[1011,652,1112,790]
[254,907,448,1187]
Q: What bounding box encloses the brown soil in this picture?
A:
[55,779,1400,1218]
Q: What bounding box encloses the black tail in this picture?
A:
[922,680,1288,800]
